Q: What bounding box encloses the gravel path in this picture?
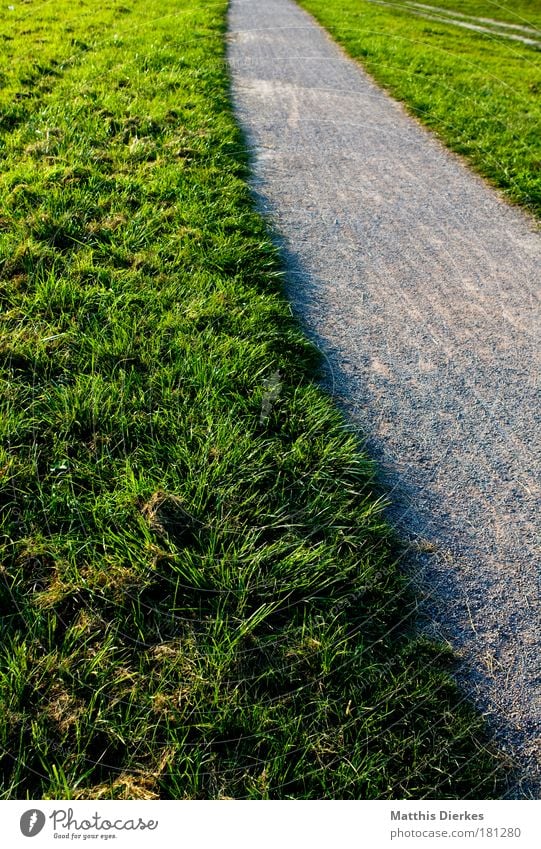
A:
[227,0,541,795]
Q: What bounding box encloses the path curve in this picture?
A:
[228,0,541,794]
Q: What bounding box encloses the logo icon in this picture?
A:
[20,810,46,837]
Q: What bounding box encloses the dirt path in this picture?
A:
[228,0,541,795]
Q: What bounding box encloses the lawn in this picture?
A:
[0,0,505,798]
[300,0,541,218]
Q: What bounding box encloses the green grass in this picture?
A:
[0,0,506,799]
[299,0,541,218]
[391,0,541,28]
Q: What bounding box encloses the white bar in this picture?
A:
[2,800,540,848]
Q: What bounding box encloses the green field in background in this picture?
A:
[300,0,541,218]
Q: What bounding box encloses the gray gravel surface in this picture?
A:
[228,0,541,796]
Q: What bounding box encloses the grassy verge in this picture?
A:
[0,0,505,799]
[299,0,541,218]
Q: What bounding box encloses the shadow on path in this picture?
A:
[228,0,541,795]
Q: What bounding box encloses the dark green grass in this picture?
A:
[0,0,505,799]
[300,0,541,218]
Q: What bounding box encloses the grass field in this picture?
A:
[0,0,506,798]
[300,0,541,218]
